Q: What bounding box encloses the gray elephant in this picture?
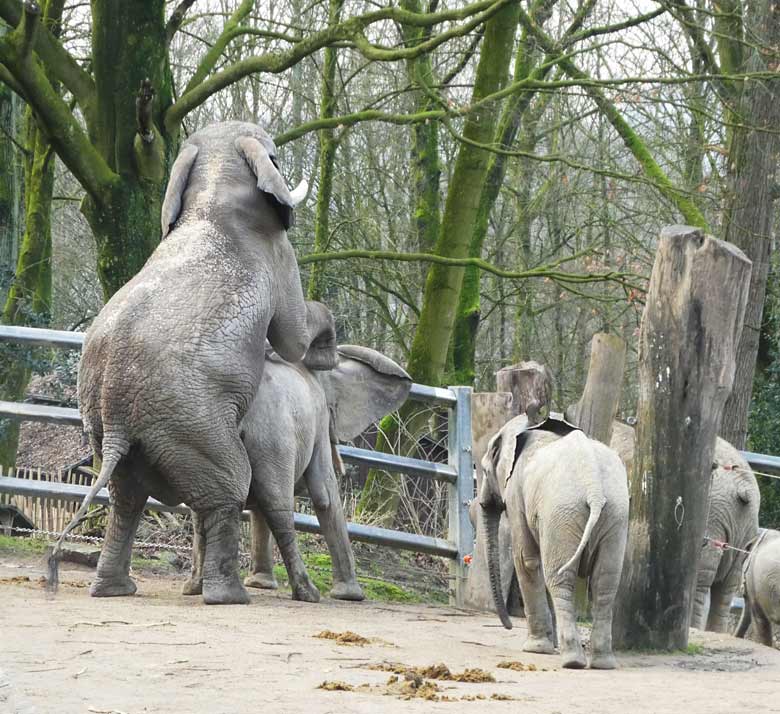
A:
[55,122,338,605]
[182,344,411,602]
[735,528,780,647]
[481,417,629,669]
[610,422,760,631]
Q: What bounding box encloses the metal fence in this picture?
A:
[0,324,474,605]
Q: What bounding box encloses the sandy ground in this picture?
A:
[2,556,780,714]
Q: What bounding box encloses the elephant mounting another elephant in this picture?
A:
[182,344,411,603]
[49,121,348,604]
[480,416,629,669]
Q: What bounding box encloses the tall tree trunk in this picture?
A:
[82,0,176,299]
[0,1,62,467]
[307,0,344,301]
[718,0,780,448]
[358,1,521,521]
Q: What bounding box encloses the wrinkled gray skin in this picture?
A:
[481,418,629,669]
[610,422,760,632]
[736,528,780,647]
[77,122,338,605]
[182,345,411,602]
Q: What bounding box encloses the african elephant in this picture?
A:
[735,528,780,647]
[610,422,760,632]
[57,121,338,605]
[182,344,411,602]
[481,417,629,669]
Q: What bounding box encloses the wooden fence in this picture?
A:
[0,465,95,534]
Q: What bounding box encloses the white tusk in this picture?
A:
[289,179,308,206]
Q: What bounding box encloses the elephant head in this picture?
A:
[160,121,307,237]
[314,345,412,441]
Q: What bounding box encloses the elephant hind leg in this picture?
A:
[244,509,279,590]
[90,460,147,598]
[587,536,625,670]
[750,603,774,647]
[546,571,586,669]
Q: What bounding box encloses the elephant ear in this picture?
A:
[479,415,529,507]
[160,144,199,239]
[234,136,307,230]
[315,345,411,441]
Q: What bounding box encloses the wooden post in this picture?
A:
[566,332,626,444]
[613,226,752,650]
[495,361,554,423]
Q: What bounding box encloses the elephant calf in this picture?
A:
[183,345,411,602]
[735,528,780,647]
[481,418,629,669]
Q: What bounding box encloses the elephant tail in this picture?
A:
[46,442,126,593]
[557,489,606,576]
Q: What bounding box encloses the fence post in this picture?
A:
[447,386,474,606]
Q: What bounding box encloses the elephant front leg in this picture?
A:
[181,511,205,595]
[90,480,147,598]
[200,505,250,605]
[706,576,739,633]
[244,509,279,590]
[306,456,363,601]
[262,508,319,602]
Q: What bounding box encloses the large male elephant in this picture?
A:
[735,528,780,647]
[481,418,629,669]
[610,422,760,631]
[57,122,338,605]
[183,345,412,602]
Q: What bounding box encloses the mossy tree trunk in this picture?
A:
[358,0,521,521]
[0,0,62,468]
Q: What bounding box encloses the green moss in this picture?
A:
[684,642,706,656]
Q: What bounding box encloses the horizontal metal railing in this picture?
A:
[0,324,473,602]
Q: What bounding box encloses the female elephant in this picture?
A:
[55,122,338,605]
[183,345,411,602]
[610,422,760,631]
[481,418,629,669]
[735,528,780,647]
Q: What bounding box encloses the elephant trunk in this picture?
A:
[734,601,751,638]
[482,504,513,630]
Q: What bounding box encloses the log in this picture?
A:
[565,332,626,444]
[613,226,752,650]
[495,361,553,424]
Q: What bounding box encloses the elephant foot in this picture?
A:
[589,653,617,670]
[202,577,250,605]
[181,577,203,595]
[331,581,365,601]
[561,649,587,670]
[90,576,137,598]
[291,576,321,603]
[522,637,556,655]
[244,572,279,590]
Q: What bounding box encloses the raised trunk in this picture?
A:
[495,360,553,423]
[613,226,752,650]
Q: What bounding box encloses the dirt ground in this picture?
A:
[2,555,780,714]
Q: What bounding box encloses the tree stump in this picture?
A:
[495,361,553,424]
[613,226,752,650]
[565,332,626,444]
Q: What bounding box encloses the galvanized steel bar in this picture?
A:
[447,386,475,606]
[338,445,457,482]
[0,476,189,515]
[408,383,457,406]
[0,324,85,349]
[0,401,82,426]
[741,451,780,474]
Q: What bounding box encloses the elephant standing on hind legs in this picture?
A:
[481,418,629,669]
[52,121,338,605]
[183,344,412,602]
